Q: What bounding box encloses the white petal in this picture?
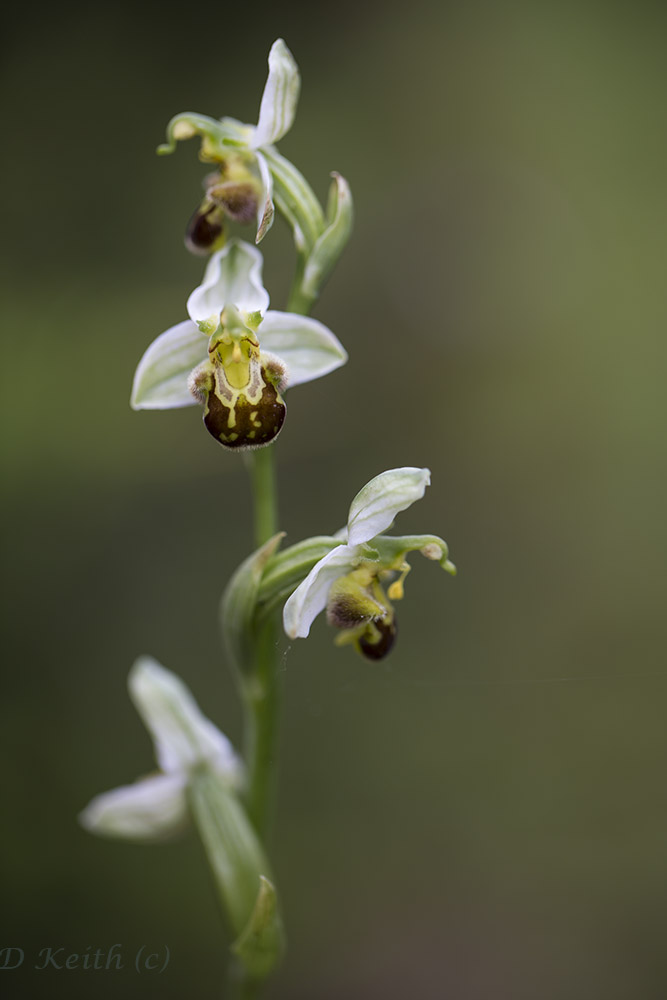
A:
[346,468,432,547]
[254,151,275,243]
[128,657,243,785]
[131,320,205,410]
[259,311,347,387]
[79,773,188,841]
[186,240,270,322]
[283,545,357,639]
[251,39,300,149]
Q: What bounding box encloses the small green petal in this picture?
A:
[157,113,242,159]
[372,533,456,573]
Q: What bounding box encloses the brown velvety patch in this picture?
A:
[204,382,286,449]
[185,202,224,255]
[358,617,397,661]
[208,182,258,224]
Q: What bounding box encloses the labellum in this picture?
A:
[207,181,259,225]
[189,339,287,450]
[327,570,398,660]
[185,201,225,255]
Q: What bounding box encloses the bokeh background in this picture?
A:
[2,0,666,996]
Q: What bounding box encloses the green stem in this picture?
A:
[286,252,317,315]
[225,445,281,998]
[246,444,278,548]
[242,615,280,838]
[241,444,280,838]
[228,211,324,990]
[225,958,262,1000]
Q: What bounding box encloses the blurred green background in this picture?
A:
[2,0,667,996]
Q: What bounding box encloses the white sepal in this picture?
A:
[283,546,358,638]
[78,772,188,841]
[186,240,270,323]
[346,468,431,547]
[131,320,205,410]
[251,39,300,149]
[259,311,348,387]
[128,657,242,787]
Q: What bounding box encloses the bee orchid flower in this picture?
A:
[283,468,456,660]
[79,657,243,840]
[159,38,303,250]
[130,239,347,449]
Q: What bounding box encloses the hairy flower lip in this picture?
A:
[131,240,347,417]
[326,594,383,629]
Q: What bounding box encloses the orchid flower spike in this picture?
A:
[79,657,242,840]
[131,239,347,449]
[158,39,301,250]
[283,468,456,660]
